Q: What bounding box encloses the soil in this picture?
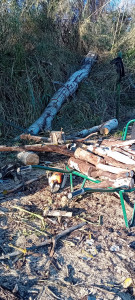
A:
[0,151,135,300]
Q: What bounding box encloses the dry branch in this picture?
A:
[0,175,45,197]
[20,134,51,143]
[0,144,73,157]
[0,222,86,259]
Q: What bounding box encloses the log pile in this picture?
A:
[68,139,135,189]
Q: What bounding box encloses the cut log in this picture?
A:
[91,170,134,180]
[74,147,104,166]
[99,119,118,135]
[91,170,117,180]
[96,163,128,174]
[88,145,135,165]
[17,151,39,165]
[27,52,97,134]
[104,156,134,170]
[102,139,135,147]
[88,177,134,189]
[67,118,118,139]
[114,147,133,159]
[0,144,73,157]
[123,146,135,156]
[68,157,96,177]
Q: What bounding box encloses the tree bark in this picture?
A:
[0,144,73,157]
[96,163,129,174]
[68,157,96,177]
[67,118,118,139]
[20,134,51,143]
[74,147,104,166]
[99,119,118,135]
[101,139,135,147]
[88,145,135,166]
[27,52,97,134]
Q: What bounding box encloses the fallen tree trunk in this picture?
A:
[0,144,73,157]
[27,52,97,134]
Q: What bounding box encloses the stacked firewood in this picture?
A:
[68,139,135,189]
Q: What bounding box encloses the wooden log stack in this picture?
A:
[68,139,135,189]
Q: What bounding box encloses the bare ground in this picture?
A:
[0,152,135,300]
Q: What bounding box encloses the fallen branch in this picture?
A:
[20,134,51,143]
[0,222,86,259]
[0,144,73,157]
[0,175,45,197]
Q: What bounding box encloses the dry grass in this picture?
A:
[0,2,135,139]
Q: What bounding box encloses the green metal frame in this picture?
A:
[122,119,135,140]
[32,165,135,228]
[66,166,135,228]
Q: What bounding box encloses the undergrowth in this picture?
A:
[0,1,135,139]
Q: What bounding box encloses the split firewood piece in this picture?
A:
[17,151,39,165]
[99,119,118,135]
[113,147,133,159]
[68,157,96,177]
[43,210,72,217]
[123,146,135,156]
[104,157,134,170]
[50,131,65,144]
[102,139,135,147]
[88,145,135,165]
[91,170,134,180]
[74,147,104,166]
[0,144,73,157]
[88,177,134,189]
[96,163,129,174]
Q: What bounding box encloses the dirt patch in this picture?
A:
[0,153,135,300]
